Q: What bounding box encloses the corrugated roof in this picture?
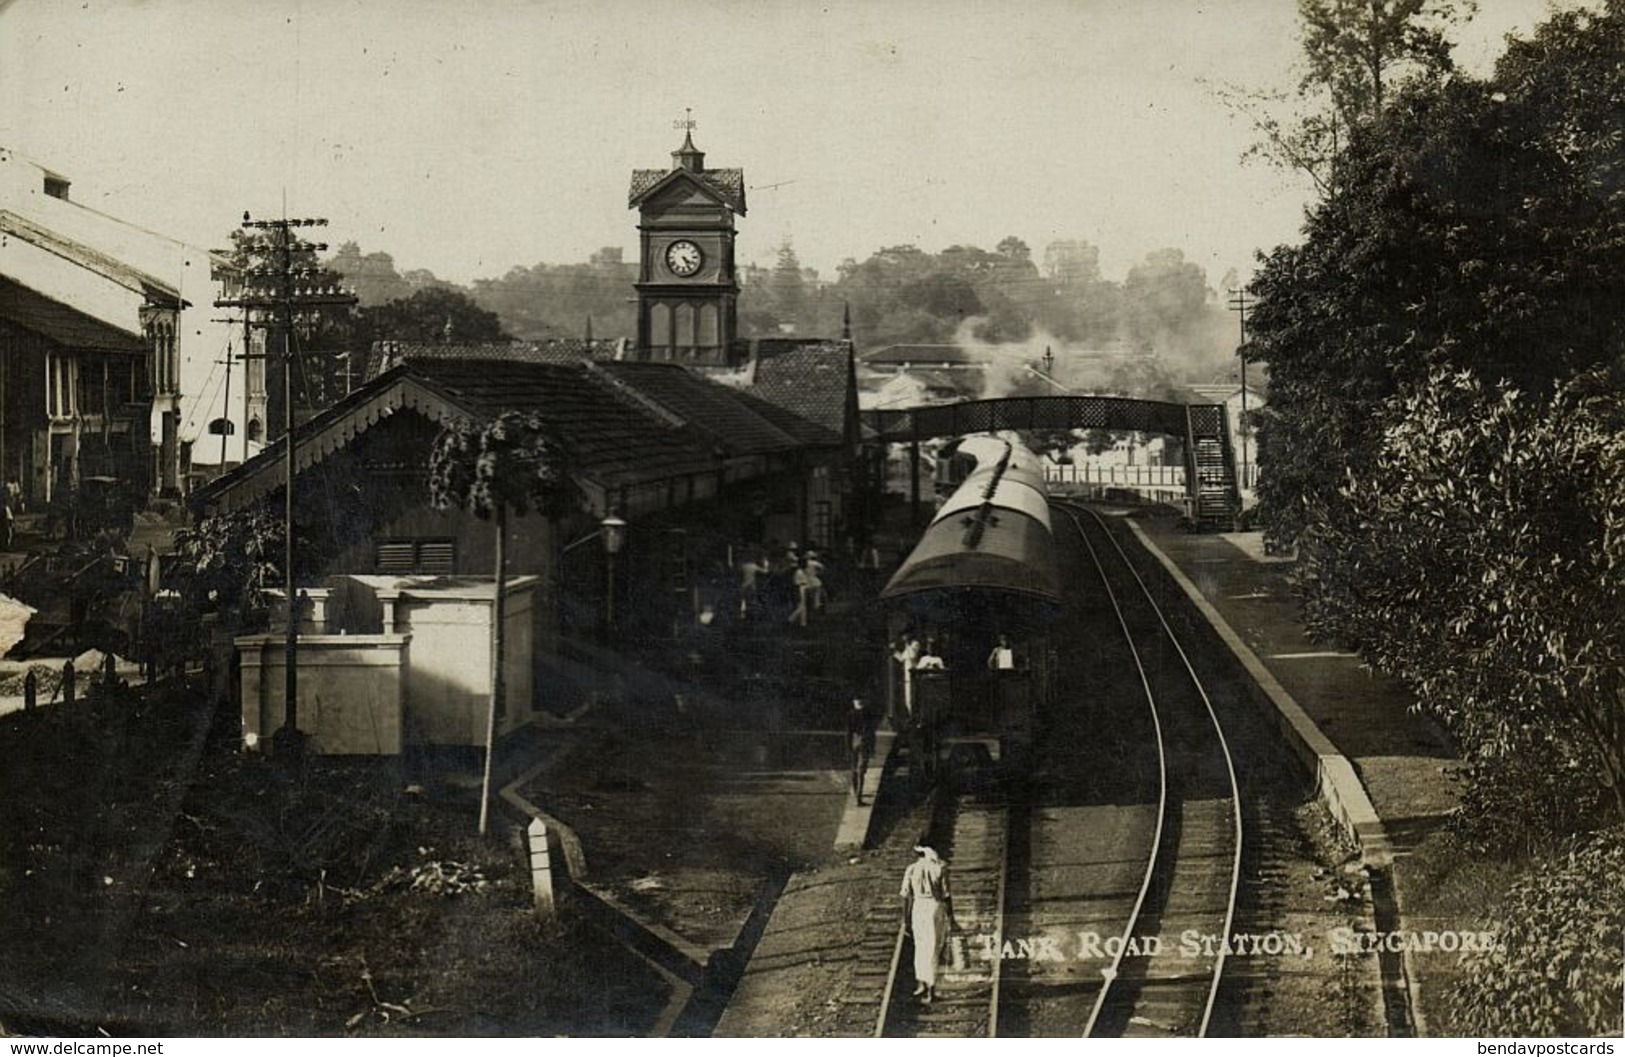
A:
[0,210,180,305]
[627,168,747,214]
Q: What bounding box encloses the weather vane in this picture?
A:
[672,107,696,133]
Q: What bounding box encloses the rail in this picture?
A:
[1061,502,1245,1037]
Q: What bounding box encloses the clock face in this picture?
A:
[665,240,704,278]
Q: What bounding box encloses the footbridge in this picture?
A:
[861,395,1241,531]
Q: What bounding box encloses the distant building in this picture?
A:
[0,148,234,504]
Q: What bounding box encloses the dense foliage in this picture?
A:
[1242,5,1625,1032]
[325,235,1238,377]
[1253,3,1625,547]
[168,508,285,618]
[1448,827,1625,1036]
[1303,370,1625,831]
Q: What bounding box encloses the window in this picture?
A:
[47,353,75,419]
[813,500,832,549]
[375,538,455,575]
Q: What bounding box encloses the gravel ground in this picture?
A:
[526,725,852,954]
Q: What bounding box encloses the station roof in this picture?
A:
[748,341,856,442]
[362,339,614,381]
[597,361,838,453]
[195,352,839,519]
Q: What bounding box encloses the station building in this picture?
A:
[195,130,867,752]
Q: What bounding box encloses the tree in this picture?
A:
[428,412,576,835]
[1303,369,1625,825]
[324,241,447,306]
[994,236,1031,263]
[1218,0,1475,194]
[1252,2,1625,547]
[223,225,357,419]
[1121,249,1210,353]
[469,254,638,341]
[353,287,510,349]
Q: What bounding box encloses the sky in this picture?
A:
[0,0,1578,292]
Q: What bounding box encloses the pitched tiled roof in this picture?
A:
[627,168,747,214]
[365,339,623,381]
[406,359,719,489]
[597,361,831,455]
[750,341,854,440]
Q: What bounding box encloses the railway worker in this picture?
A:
[847,696,877,804]
[987,634,1017,671]
[900,845,956,1005]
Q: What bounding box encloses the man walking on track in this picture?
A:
[900,844,956,1005]
[847,697,877,805]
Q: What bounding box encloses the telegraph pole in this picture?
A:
[1227,288,1253,491]
[215,213,356,759]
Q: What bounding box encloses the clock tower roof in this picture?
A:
[628,132,746,215]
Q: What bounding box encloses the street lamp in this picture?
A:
[601,514,626,631]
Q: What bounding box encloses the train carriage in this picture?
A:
[881,434,1062,766]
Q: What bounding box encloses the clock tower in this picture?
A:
[628,126,746,364]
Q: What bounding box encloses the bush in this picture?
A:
[1449,735,1612,858]
[1448,827,1625,1036]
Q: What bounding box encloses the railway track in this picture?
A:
[846,501,1244,1038]
[1059,503,1245,1038]
[873,788,1009,1038]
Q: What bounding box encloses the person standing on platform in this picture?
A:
[900,844,956,1005]
[737,551,767,619]
[847,696,877,805]
[803,549,826,613]
[788,558,813,627]
[892,633,922,716]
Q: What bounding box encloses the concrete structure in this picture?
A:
[237,574,538,755]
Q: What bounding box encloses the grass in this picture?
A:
[1393,827,1525,1037]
